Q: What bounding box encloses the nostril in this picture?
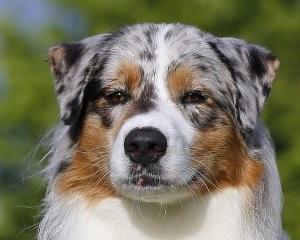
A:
[149,143,156,151]
[124,127,168,165]
[150,142,166,153]
[126,143,138,153]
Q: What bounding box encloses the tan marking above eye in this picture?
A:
[167,66,207,102]
[117,62,142,91]
[167,67,194,100]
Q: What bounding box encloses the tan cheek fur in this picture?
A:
[190,116,263,194]
[56,115,117,200]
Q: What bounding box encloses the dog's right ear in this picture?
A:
[48,34,109,125]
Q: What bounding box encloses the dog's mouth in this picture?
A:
[128,163,170,188]
[130,173,171,188]
[113,163,204,203]
[123,164,203,189]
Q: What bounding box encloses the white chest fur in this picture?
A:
[41,188,252,240]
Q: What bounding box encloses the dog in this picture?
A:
[38,23,287,240]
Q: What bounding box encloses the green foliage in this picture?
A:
[0,0,299,239]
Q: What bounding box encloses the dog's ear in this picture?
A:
[208,37,279,132]
[48,34,109,125]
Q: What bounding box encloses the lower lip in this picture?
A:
[132,175,159,187]
[130,174,169,188]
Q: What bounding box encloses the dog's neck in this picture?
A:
[40,187,257,240]
[99,188,246,240]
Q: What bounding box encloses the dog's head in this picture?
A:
[48,24,279,203]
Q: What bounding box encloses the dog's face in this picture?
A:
[48,24,278,203]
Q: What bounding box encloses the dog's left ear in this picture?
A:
[208,37,279,132]
[48,34,109,125]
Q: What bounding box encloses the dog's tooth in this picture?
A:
[136,164,142,172]
[136,177,144,187]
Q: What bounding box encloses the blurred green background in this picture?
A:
[0,0,299,239]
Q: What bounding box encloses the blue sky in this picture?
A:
[0,0,86,99]
[0,0,56,30]
[0,0,85,34]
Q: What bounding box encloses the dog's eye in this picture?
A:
[181,90,207,104]
[106,91,127,104]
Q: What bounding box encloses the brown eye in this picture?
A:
[181,90,207,104]
[106,91,127,104]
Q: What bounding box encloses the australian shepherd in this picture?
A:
[38,23,287,240]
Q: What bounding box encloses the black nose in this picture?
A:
[124,127,168,165]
